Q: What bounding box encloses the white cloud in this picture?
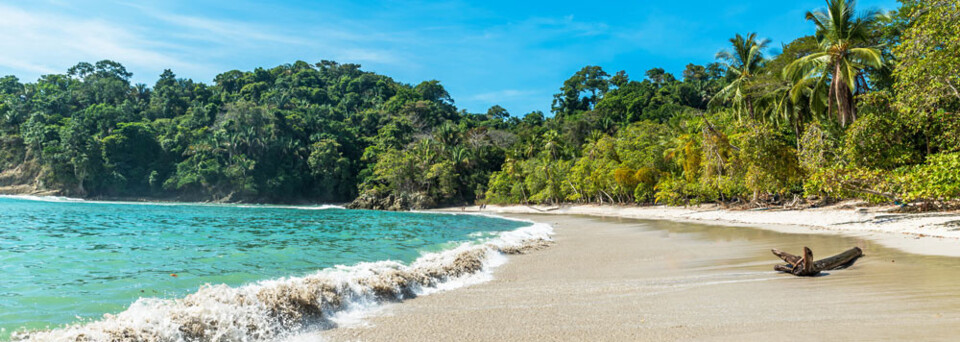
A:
[0,1,408,83]
[125,3,405,66]
[127,4,311,46]
[0,3,206,80]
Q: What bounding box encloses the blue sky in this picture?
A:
[0,0,899,116]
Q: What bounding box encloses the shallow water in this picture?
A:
[0,197,527,338]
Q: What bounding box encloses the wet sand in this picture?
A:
[324,214,960,341]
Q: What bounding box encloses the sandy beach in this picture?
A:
[323,212,960,341]
[477,204,960,258]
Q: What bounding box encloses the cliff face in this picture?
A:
[0,161,59,196]
[347,190,437,211]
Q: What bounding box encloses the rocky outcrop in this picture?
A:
[347,190,437,211]
[0,161,57,196]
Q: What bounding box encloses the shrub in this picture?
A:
[804,166,900,204]
[843,94,921,169]
[798,121,840,174]
[900,152,960,203]
[633,167,658,203]
[737,124,801,200]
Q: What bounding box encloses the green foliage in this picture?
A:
[632,167,659,203]
[0,59,506,205]
[712,33,769,121]
[798,121,840,173]
[101,122,161,194]
[891,2,960,155]
[804,166,892,203]
[785,0,885,127]
[737,124,801,199]
[842,93,920,169]
[893,0,960,124]
[2,0,960,209]
[900,152,960,202]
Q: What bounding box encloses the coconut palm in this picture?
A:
[785,0,883,127]
[712,33,770,121]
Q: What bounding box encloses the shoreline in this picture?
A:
[0,187,350,206]
[5,198,551,341]
[438,203,960,257]
[7,191,959,257]
[323,213,960,341]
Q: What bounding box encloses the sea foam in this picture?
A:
[13,216,552,342]
[0,194,86,203]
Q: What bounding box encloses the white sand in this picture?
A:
[323,214,960,341]
[463,203,960,257]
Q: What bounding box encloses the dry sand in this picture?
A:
[476,204,960,257]
[323,214,960,341]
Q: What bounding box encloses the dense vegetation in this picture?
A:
[1,0,958,210]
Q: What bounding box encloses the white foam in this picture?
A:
[237,204,346,210]
[13,215,553,342]
[0,194,87,202]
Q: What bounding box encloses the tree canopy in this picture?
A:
[1,0,959,210]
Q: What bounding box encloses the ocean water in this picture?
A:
[0,196,547,340]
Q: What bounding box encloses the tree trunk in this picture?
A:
[833,63,856,127]
[772,247,863,277]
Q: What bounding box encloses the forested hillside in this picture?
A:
[0,59,510,206]
[1,0,958,210]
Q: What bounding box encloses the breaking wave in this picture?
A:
[12,217,552,341]
[236,204,346,210]
[0,194,86,203]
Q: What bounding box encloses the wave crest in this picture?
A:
[14,220,552,341]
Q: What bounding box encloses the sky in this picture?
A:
[0,0,899,116]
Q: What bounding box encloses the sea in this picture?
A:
[0,195,551,341]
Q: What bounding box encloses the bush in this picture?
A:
[804,166,900,204]
[843,94,921,169]
[632,167,659,203]
[798,121,840,174]
[737,124,801,200]
[653,175,716,206]
[900,152,960,203]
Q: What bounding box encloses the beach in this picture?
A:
[323,212,960,341]
[477,204,960,257]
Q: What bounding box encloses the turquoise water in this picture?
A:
[0,196,526,337]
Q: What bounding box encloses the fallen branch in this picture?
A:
[771,246,863,276]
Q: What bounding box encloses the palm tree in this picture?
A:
[712,33,770,121]
[785,0,883,127]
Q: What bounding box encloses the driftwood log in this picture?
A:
[771,247,863,276]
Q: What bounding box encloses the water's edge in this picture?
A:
[12,209,553,341]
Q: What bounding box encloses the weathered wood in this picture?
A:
[812,247,862,270]
[771,248,800,264]
[794,247,818,276]
[771,246,863,277]
[773,264,793,272]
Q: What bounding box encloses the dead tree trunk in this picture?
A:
[771,247,863,277]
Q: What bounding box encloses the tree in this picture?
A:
[308,138,353,199]
[552,66,611,117]
[713,33,770,120]
[893,0,960,153]
[645,68,676,86]
[101,122,161,194]
[756,36,821,135]
[486,105,510,121]
[785,0,884,127]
